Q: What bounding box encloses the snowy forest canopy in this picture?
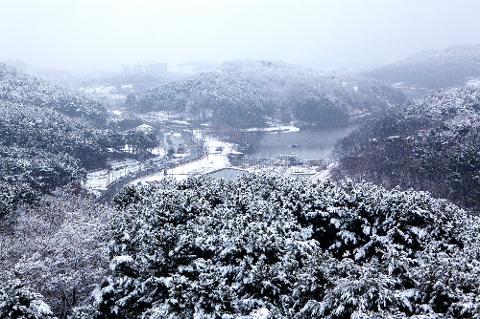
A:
[89,176,480,318]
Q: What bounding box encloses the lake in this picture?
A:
[207,125,358,161]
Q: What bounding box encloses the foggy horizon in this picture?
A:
[2,0,480,72]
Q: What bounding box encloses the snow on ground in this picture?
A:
[466,78,480,88]
[139,111,188,123]
[244,124,300,133]
[249,163,334,182]
[83,156,165,191]
[82,158,142,191]
[110,109,123,116]
[131,136,234,184]
[192,129,203,140]
[248,165,321,180]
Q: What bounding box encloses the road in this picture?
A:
[95,146,207,204]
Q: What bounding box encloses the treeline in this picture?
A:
[126,60,405,128]
[334,86,480,210]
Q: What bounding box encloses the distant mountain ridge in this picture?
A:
[363,45,480,91]
[126,60,406,128]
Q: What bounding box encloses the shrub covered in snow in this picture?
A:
[0,280,55,319]
[95,175,480,318]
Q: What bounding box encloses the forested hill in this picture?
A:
[334,86,480,210]
[0,65,128,217]
[0,63,107,124]
[126,61,405,128]
[363,45,480,90]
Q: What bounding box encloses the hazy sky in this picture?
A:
[1,0,479,72]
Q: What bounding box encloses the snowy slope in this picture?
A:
[364,45,480,90]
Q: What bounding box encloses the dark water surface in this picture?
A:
[207,125,358,161]
[249,126,358,160]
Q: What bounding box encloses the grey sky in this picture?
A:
[1,0,479,72]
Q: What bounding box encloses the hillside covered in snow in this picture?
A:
[0,65,157,218]
[334,86,480,210]
[363,45,480,91]
[126,61,405,128]
[0,63,108,124]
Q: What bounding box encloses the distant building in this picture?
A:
[164,132,186,154]
[227,150,244,162]
[144,63,167,75]
[278,153,299,165]
[122,63,168,77]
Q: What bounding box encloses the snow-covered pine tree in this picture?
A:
[94,175,480,318]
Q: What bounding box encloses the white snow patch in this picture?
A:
[170,119,191,125]
[111,109,123,116]
[110,255,134,271]
[244,124,300,133]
